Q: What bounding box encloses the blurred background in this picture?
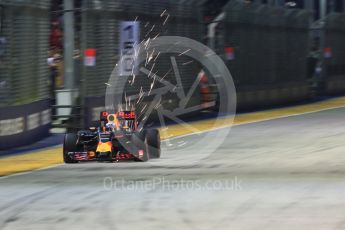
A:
[0,0,345,150]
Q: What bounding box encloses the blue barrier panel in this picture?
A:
[0,99,51,150]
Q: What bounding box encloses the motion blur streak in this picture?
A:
[1,106,345,229]
[2,96,345,177]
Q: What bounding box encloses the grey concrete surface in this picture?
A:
[1,107,345,230]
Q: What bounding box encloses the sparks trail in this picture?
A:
[147,63,156,79]
[140,104,147,114]
[178,49,191,56]
[153,33,160,40]
[133,45,141,62]
[163,14,169,26]
[135,101,144,116]
[117,103,123,112]
[113,10,175,126]
[144,38,151,50]
[160,9,167,17]
[137,106,146,121]
[160,9,169,26]
[154,51,161,62]
[124,92,128,110]
[136,87,145,104]
[145,24,156,38]
[161,68,172,82]
[145,50,149,66]
[130,74,136,86]
[131,65,135,78]
[147,48,155,65]
[182,60,193,65]
[148,71,158,96]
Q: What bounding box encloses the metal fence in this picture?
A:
[323,13,345,94]
[79,0,203,124]
[211,0,312,108]
[221,0,311,87]
[0,0,51,149]
[324,13,345,78]
[0,0,50,107]
[80,0,202,94]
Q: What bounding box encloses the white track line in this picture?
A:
[164,104,345,141]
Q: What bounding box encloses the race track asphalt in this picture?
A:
[1,107,345,230]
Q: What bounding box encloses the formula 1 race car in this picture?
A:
[63,111,160,163]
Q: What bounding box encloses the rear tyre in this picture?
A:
[132,131,149,162]
[146,129,161,158]
[63,133,81,163]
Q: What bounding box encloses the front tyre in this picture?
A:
[63,133,81,163]
[146,129,161,158]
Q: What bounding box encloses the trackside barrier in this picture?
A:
[79,0,204,127]
[218,0,312,109]
[324,13,345,95]
[0,0,51,150]
[0,99,51,150]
